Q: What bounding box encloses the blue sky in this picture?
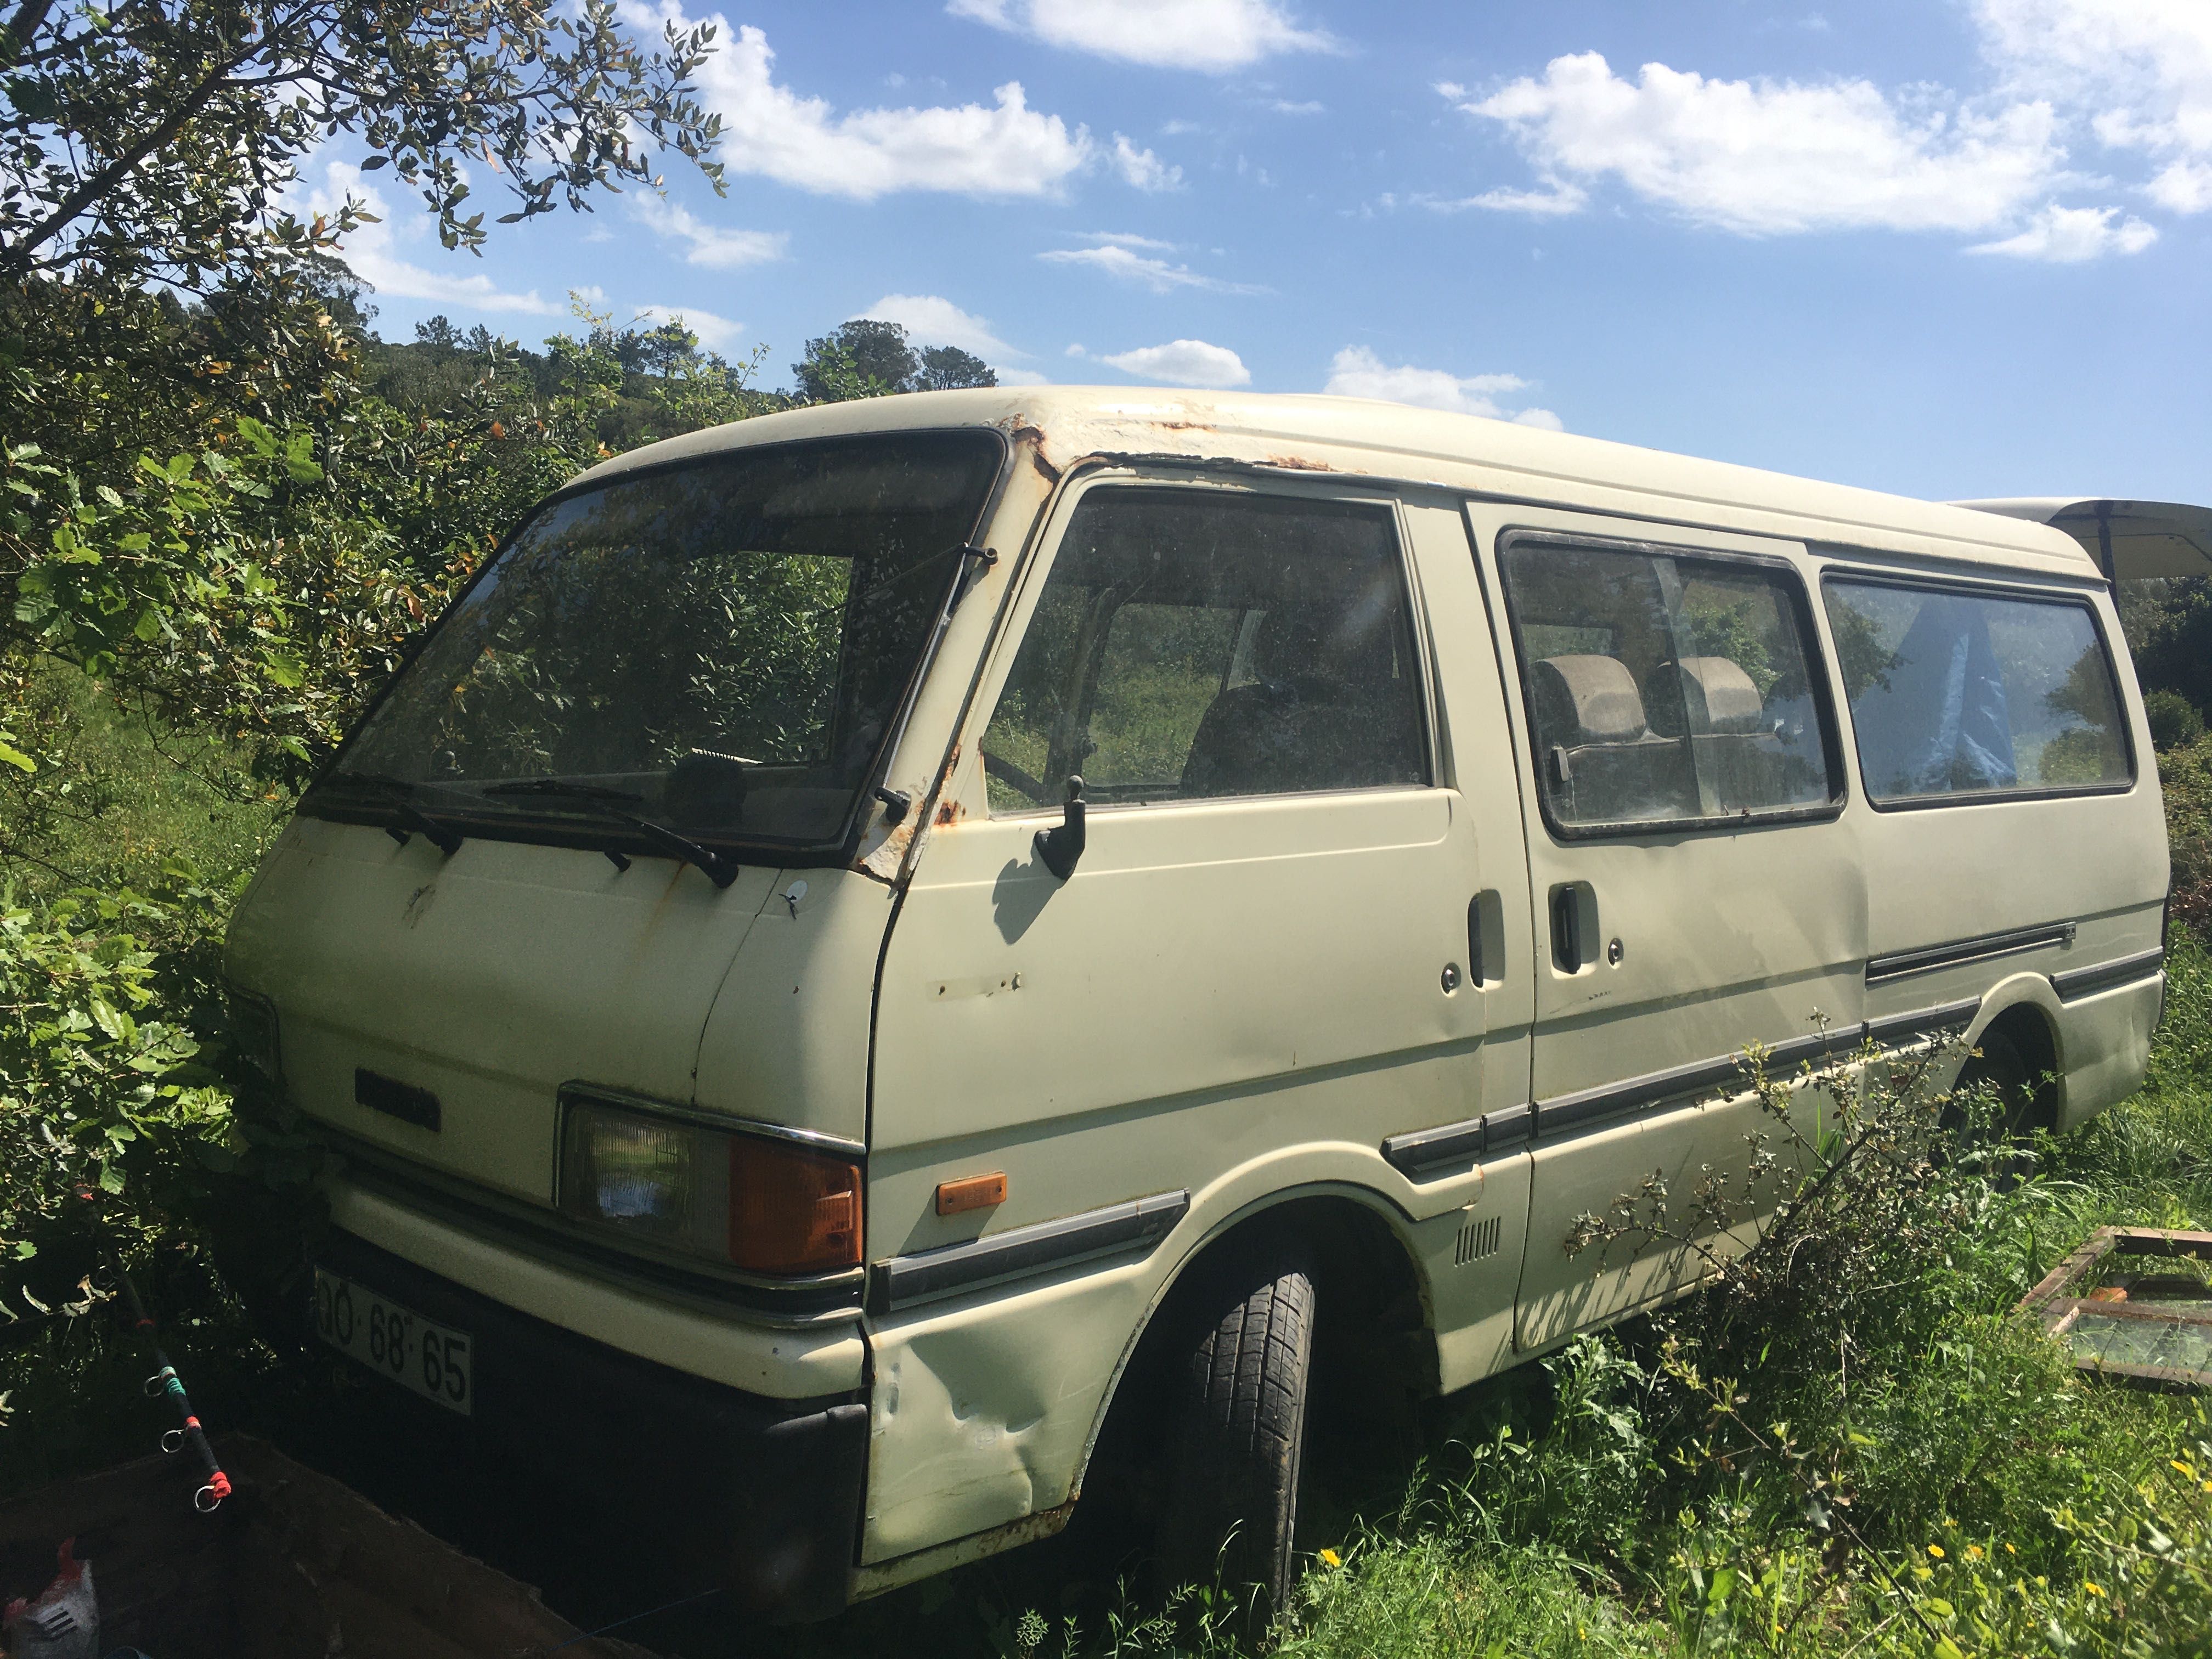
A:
[308,0,2211,505]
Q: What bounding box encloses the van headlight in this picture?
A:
[557,1096,862,1276]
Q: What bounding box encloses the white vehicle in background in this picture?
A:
[225,391,2190,1618]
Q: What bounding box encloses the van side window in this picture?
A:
[1822,578,2132,803]
[1499,539,1838,831]
[981,490,1429,811]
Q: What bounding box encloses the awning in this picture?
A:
[1949,499,2212,581]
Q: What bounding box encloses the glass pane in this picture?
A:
[328,432,1002,848]
[1503,543,1835,829]
[1824,582,2131,802]
[1674,571,1833,814]
[983,490,1427,811]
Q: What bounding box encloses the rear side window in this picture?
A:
[981,489,1429,811]
[1822,578,2132,803]
[1499,537,1839,832]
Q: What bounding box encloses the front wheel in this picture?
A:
[1154,1250,1317,1613]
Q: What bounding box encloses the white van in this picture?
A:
[225,391,2175,1619]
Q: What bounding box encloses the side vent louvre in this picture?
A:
[1454,1212,1503,1267]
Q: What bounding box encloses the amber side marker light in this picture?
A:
[559,1097,862,1276]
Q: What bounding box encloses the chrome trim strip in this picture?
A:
[1866,922,2078,986]
[1382,999,1981,1180]
[2051,947,2165,1002]
[873,1190,1190,1312]
[559,1083,868,1159]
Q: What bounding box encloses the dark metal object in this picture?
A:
[947,543,998,613]
[2051,946,2165,1001]
[1383,996,1982,1179]
[1034,774,1087,881]
[873,1189,1189,1311]
[872,786,912,825]
[1865,919,2078,986]
[356,1067,441,1132]
[2018,1227,2212,1392]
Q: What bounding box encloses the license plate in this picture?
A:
[313,1268,473,1416]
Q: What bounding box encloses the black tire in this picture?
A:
[1155,1250,1317,1613]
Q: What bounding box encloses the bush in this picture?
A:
[2146,690,2206,751]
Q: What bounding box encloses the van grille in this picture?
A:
[1454,1213,1503,1266]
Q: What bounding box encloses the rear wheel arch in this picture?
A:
[1964,994,2063,1132]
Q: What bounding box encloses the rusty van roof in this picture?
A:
[568,387,2100,579]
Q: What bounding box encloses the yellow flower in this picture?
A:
[2005,1543,2017,1555]
[1928,1544,1946,1559]
[1966,1545,1984,1561]
[2175,1460,2198,1479]
[2085,1582,2106,1598]
[1318,1548,1341,1568]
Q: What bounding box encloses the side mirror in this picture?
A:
[1034,775,1086,881]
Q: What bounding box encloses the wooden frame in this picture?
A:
[2018,1226,2212,1392]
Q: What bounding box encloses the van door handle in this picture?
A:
[1467,891,1500,986]
[1550,883,1586,974]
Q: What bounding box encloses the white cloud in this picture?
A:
[630,195,787,268]
[856,294,1017,359]
[1112,134,1183,192]
[1323,346,1563,428]
[630,7,1091,199]
[1088,337,1251,387]
[1447,179,1590,217]
[304,163,563,315]
[1077,230,1176,250]
[1269,99,1325,115]
[2149,158,2212,212]
[947,0,1333,72]
[1458,53,2063,236]
[1037,243,1266,293]
[1974,0,2212,210]
[631,303,747,350]
[1967,201,2159,259]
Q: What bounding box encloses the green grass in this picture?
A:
[5,662,286,898]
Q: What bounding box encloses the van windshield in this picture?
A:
[313,431,1003,853]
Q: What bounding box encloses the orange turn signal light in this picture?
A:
[729,1136,864,1275]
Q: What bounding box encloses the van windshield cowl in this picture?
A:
[307,431,1005,857]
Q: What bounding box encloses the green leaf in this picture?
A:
[0,740,36,775]
[263,651,305,689]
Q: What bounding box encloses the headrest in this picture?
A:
[1646,657,1763,736]
[1530,655,1646,745]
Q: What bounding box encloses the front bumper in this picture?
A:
[319,1231,870,1623]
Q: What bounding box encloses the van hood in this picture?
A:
[225,817,791,1202]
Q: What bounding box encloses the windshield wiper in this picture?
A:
[320,770,464,856]
[483,778,737,889]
